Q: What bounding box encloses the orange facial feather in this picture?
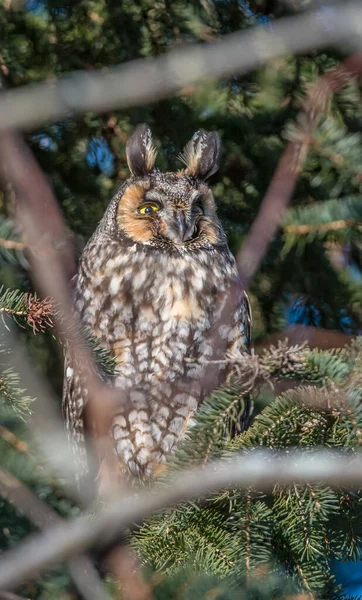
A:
[117,182,155,243]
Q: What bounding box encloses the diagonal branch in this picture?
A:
[0,132,122,496]
[0,320,92,502]
[0,2,361,132]
[236,51,362,288]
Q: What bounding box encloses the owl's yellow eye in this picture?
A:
[138,203,160,215]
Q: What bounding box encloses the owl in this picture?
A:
[62,124,251,488]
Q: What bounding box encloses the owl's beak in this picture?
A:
[170,209,195,244]
[177,211,187,241]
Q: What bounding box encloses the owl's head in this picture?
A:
[110,124,225,251]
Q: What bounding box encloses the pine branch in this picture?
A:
[136,341,362,594]
[0,217,26,268]
[308,116,362,183]
[283,195,362,243]
[0,287,54,334]
[0,365,33,418]
[2,450,362,591]
[273,484,338,593]
[83,329,118,378]
[0,466,112,600]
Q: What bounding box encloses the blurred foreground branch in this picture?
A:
[0,132,122,497]
[0,2,361,132]
[256,325,354,351]
[237,50,362,287]
[0,449,361,589]
[0,320,86,500]
[0,592,28,600]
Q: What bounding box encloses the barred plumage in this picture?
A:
[62,124,252,486]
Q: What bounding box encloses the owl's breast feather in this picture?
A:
[74,243,243,480]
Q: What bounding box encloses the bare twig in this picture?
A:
[237,51,362,288]
[0,426,37,464]
[0,467,56,529]
[0,449,361,589]
[0,238,25,251]
[283,219,359,234]
[255,325,354,351]
[0,3,361,132]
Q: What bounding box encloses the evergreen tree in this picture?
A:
[1,0,362,597]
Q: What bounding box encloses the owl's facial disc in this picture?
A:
[139,187,204,245]
[117,176,221,247]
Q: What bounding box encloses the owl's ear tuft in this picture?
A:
[126,124,157,177]
[181,130,221,179]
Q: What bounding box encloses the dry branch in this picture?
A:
[0,238,25,251]
[0,2,361,132]
[0,320,91,502]
[0,449,361,589]
[255,325,354,351]
[283,219,360,234]
[237,50,362,288]
[0,133,122,496]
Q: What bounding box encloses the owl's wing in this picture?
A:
[62,350,89,481]
[225,289,252,436]
[62,275,90,482]
[239,290,252,351]
[227,289,252,354]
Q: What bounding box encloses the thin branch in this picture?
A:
[0,239,25,251]
[0,426,37,464]
[255,325,353,351]
[0,321,92,503]
[0,3,361,132]
[283,219,359,234]
[0,450,361,589]
[106,547,153,600]
[0,133,122,496]
[237,50,362,288]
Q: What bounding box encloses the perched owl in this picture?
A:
[62,124,251,486]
